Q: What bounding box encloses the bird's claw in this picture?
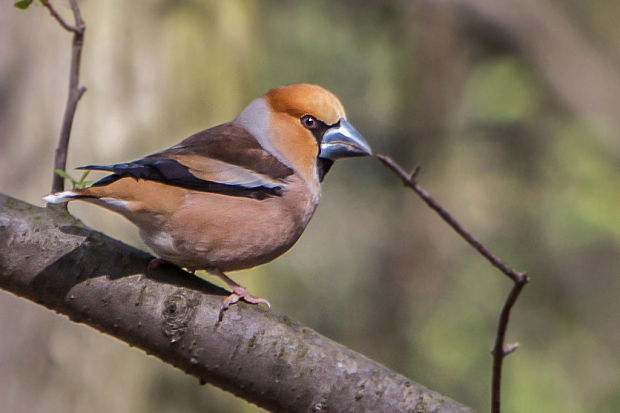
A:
[147,257,167,272]
[218,286,271,322]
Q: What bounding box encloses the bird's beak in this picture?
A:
[320,119,372,160]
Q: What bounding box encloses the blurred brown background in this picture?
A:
[1,1,619,412]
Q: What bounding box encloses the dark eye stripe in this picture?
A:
[311,121,330,144]
[300,115,332,145]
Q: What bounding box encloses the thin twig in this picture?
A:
[46,0,87,195]
[41,0,80,33]
[377,154,529,413]
[377,154,526,283]
[490,279,527,412]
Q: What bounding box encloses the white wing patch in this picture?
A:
[43,191,78,204]
[98,197,130,209]
[189,158,284,189]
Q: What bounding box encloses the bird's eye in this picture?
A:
[301,115,317,129]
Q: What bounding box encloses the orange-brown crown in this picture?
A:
[258,84,349,188]
[265,83,347,125]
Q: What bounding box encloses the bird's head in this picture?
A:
[236,83,372,182]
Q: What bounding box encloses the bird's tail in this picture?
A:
[43,190,94,204]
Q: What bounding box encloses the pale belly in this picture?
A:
[139,188,319,272]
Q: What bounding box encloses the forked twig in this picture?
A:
[43,0,87,195]
[377,154,529,413]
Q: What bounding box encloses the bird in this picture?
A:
[44,83,372,319]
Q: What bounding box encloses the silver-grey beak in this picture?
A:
[320,119,372,160]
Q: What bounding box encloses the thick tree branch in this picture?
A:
[45,0,87,194]
[0,193,472,413]
[377,154,528,413]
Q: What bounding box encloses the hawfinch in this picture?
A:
[44,83,372,318]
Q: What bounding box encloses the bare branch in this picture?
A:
[490,278,527,413]
[377,154,529,413]
[41,0,81,33]
[46,0,86,194]
[377,155,526,283]
[0,193,472,413]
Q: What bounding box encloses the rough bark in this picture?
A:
[0,193,471,413]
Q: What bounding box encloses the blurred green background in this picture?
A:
[1,1,619,412]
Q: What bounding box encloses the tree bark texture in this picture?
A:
[0,194,471,413]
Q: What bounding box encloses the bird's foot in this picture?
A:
[218,286,271,322]
[147,257,168,272]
